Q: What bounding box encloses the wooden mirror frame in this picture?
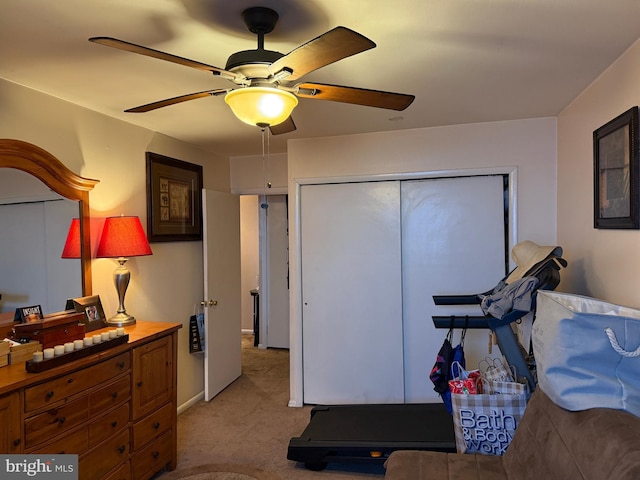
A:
[0,139,99,295]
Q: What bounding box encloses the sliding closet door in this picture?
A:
[301,181,404,404]
[402,175,506,402]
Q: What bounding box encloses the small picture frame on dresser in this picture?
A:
[72,295,107,332]
[14,304,43,323]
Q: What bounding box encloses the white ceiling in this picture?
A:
[2,0,640,157]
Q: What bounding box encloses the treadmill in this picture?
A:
[288,253,566,471]
[287,403,455,470]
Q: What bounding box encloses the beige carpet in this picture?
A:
[156,335,385,480]
[179,475,253,480]
[158,462,282,480]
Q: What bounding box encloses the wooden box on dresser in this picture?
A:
[0,321,181,480]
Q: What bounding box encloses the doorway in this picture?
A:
[240,194,290,349]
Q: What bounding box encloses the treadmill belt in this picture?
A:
[287,403,456,470]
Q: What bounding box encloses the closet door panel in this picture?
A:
[301,181,404,404]
[402,175,506,402]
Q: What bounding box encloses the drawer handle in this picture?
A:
[12,439,20,447]
[58,417,66,424]
[111,421,118,428]
[137,381,143,388]
[67,378,74,384]
[152,451,160,459]
[112,392,118,399]
[117,361,125,369]
[118,445,126,454]
[46,391,54,400]
[153,422,161,430]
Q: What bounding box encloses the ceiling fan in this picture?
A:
[89,6,415,135]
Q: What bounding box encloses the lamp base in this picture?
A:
[107,312,136,327]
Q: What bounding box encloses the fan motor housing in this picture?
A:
[225,49,284,78]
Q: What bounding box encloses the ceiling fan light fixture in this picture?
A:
[225,87,298,127]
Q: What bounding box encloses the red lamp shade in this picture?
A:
[96,216,152,258]
[61,218,81,259]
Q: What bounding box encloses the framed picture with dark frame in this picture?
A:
[146,152,203,242]
[72,295,107,332]
[594,106,639,229]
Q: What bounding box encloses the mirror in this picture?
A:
[0,139,98,312]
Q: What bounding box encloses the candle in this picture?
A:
[93,334,102,344]
[116,327,125,337]
[32,351,44,362]
[54,345,65,356]
[84,337,93,347]
[101,332,110,342]
[43,348,54,359]
[64,342,74,353]
[109,329,117,339]
[74,339,84,350]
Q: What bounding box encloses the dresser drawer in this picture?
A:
[89,402,130,448]
[25,352,131,412]
[24,396,89,448]
[79,428,129,480]
[26,425,88,454]
[131,429,173,480]
[89,374,130,415]
[104,460,131,480]
[133,402,172,450]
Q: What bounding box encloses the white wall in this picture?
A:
[287,117,558,405]
[558,38,640,307]
[0,78,231,410]
[230,152,288,195]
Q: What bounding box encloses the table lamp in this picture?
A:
[61,218,81,258]
[96,215,152,326]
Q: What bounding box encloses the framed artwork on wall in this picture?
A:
[146,152,203,242]
[593,106,639,229]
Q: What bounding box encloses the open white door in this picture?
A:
[203,189,241,401]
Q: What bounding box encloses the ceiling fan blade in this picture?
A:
[125,90,228,113]
[89,37,236,79]
[269,116,296,135]
[295,82,415,111]
[268,27,375,82]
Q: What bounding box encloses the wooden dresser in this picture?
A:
[0,320,181,480]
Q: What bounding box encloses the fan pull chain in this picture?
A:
[260,127,270,209]
[266,128,271,190]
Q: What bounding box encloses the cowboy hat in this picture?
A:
[505,240,563,284]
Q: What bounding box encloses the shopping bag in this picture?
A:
[189,312,206,353]
[189,315,202,353]
[196,312,205,350]
[479,357,515,383]
[486,380,528,397]
[448,361,482,395]
[451,380,528,455]
[533,291,640,416]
